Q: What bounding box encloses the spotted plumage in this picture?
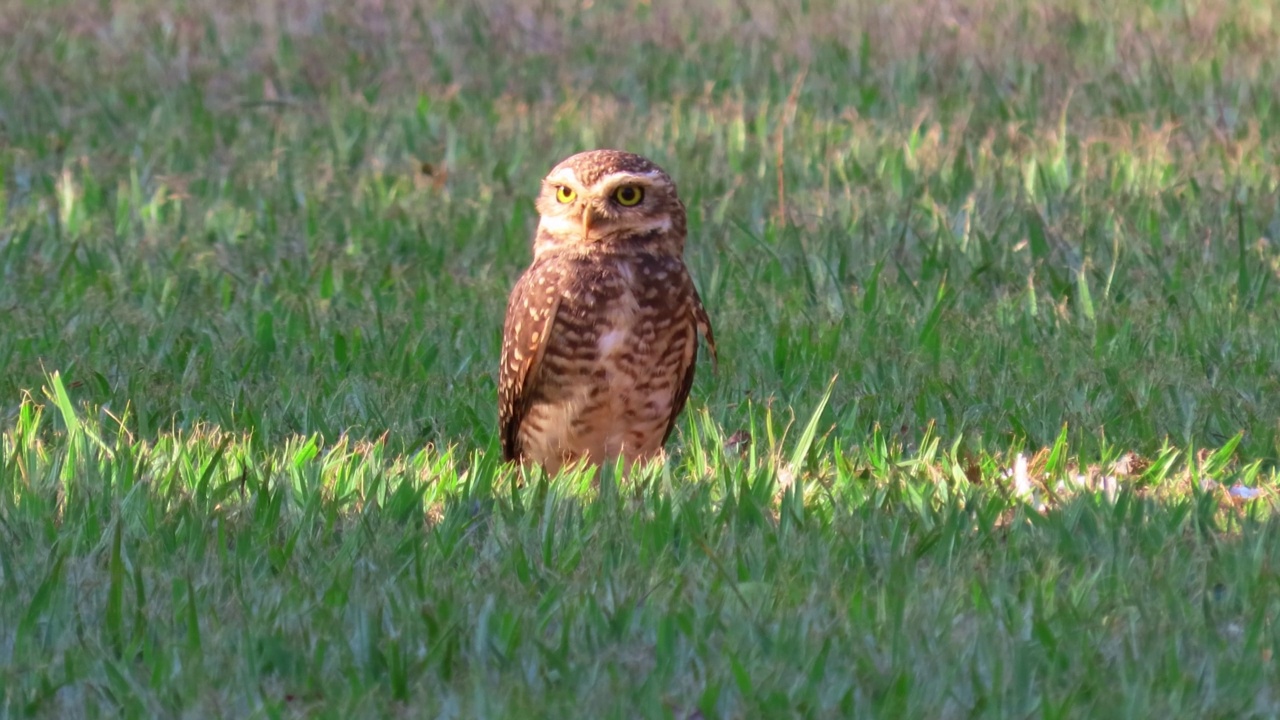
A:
[499,149,716,474]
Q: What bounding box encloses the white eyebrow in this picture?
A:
[543,168,581,187]
[603,169,666,182]
[591,170,668,191]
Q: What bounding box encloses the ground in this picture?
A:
[2,0,1280,717]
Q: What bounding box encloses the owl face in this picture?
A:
[533,150,685,258]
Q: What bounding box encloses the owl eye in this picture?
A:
[613,185,644,206]
[556,186,576,204]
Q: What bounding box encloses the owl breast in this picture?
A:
[516,253,697,474]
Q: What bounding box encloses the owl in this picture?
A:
[498,149,716,475]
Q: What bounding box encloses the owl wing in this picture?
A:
[499,260,563,462]
[661,275,717,445]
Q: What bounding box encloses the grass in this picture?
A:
[2,0,1280,716]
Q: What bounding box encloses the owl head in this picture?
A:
[533,149,687,259]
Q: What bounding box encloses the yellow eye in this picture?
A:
[556,186,576,203]
[614,185,644,206]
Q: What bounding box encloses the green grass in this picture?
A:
[3,0,1280,716]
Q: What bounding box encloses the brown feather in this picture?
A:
[662,280,716,445]
[498,259,562,461]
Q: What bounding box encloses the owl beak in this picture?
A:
[580,207,594,242]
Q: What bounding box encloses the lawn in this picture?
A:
[3,0,1280,716]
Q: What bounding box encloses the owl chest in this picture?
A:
[543,263,684,416]
[558,276,663,382]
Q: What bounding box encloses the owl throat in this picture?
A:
[532,224,683,261]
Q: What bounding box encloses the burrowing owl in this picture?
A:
[499,149,716,474]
